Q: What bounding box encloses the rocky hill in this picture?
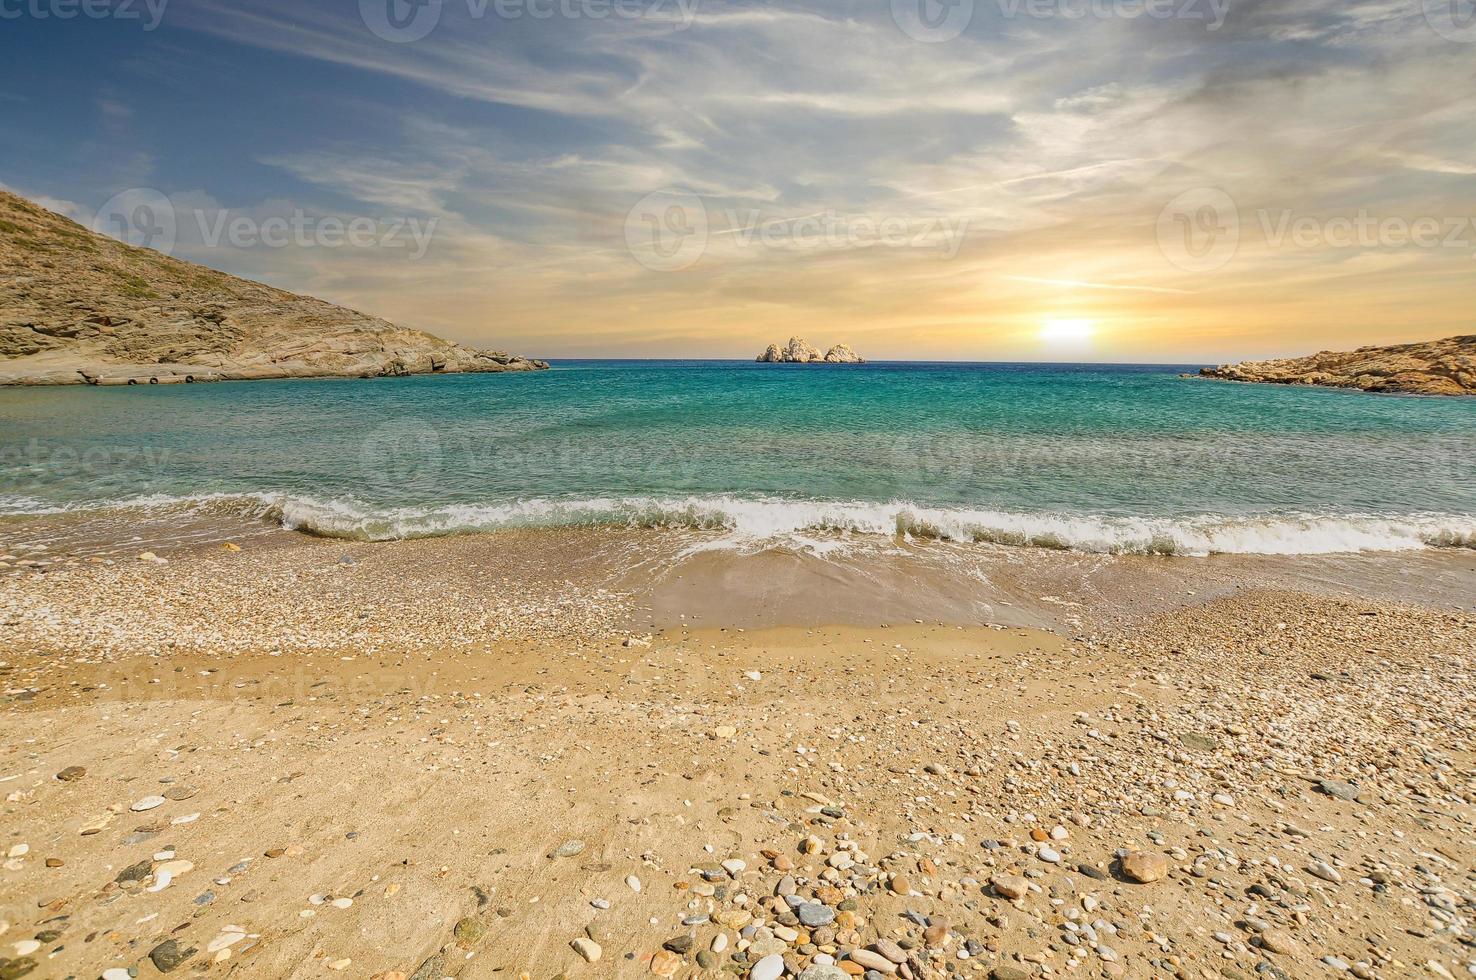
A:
[1200,335,1475,396]
[0,190,546,385]
[757,337,865,363]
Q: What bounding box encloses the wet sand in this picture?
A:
[1,526,1474,980]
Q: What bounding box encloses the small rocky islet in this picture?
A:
[757,337,866,364]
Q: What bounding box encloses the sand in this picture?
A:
[1,528,1474,979]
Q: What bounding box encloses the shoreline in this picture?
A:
[4,519,1476,633]
[4,492,1473,563]
[3,518,1475,639]
[0,360,551,388]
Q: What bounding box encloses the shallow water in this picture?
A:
[1,360,1472,555]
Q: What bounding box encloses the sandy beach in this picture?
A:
[7,0,1476,976]
[2,528,1473,980]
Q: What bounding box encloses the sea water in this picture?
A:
[1,360,1472,556]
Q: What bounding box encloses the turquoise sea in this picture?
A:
[1,360,1473,555]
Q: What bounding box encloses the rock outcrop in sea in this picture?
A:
[1200,335,1474,396]
[756,337,865,364]
[0,190,547,385]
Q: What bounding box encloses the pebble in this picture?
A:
[571,937,602,962]
[131,795,166,812]
[798,966,849,980]
[205,928,247,954]
[1309,861,1343,883]
[1119,851,1169,883]
[850,948,899,972]
[749,953,786,980]
[149,939,196,973]
[798,902,835,927]
[992,874,1029,900]
[872,938,907,964]
[650,949,682,976]
[1318,779,1361,801]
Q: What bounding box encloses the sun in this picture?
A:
[1039,318,1095,346]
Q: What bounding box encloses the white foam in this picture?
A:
[3,491,1472,557]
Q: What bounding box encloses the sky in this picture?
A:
[1,0,1473,362]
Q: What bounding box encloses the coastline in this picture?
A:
[0,355,549,388]
[2,527,1474,978]
[3,517,1474,635]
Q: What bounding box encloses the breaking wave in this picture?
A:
[6,492,1470,557]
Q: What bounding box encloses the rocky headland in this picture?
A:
[0,190,547,386]
[1200,335,1474,396]
[757,337,866,364]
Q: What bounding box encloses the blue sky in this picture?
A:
[2,0,1473,360]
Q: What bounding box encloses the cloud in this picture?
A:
[38,0,1466,360]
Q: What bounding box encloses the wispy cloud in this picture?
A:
[5,0,1469,360]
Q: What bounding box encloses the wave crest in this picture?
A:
[3,492,1472,556]
[262,494,1476,556]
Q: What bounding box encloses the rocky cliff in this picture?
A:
[757,337,865,364]
[0,190,547,385]
[1199,336,1474,396]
